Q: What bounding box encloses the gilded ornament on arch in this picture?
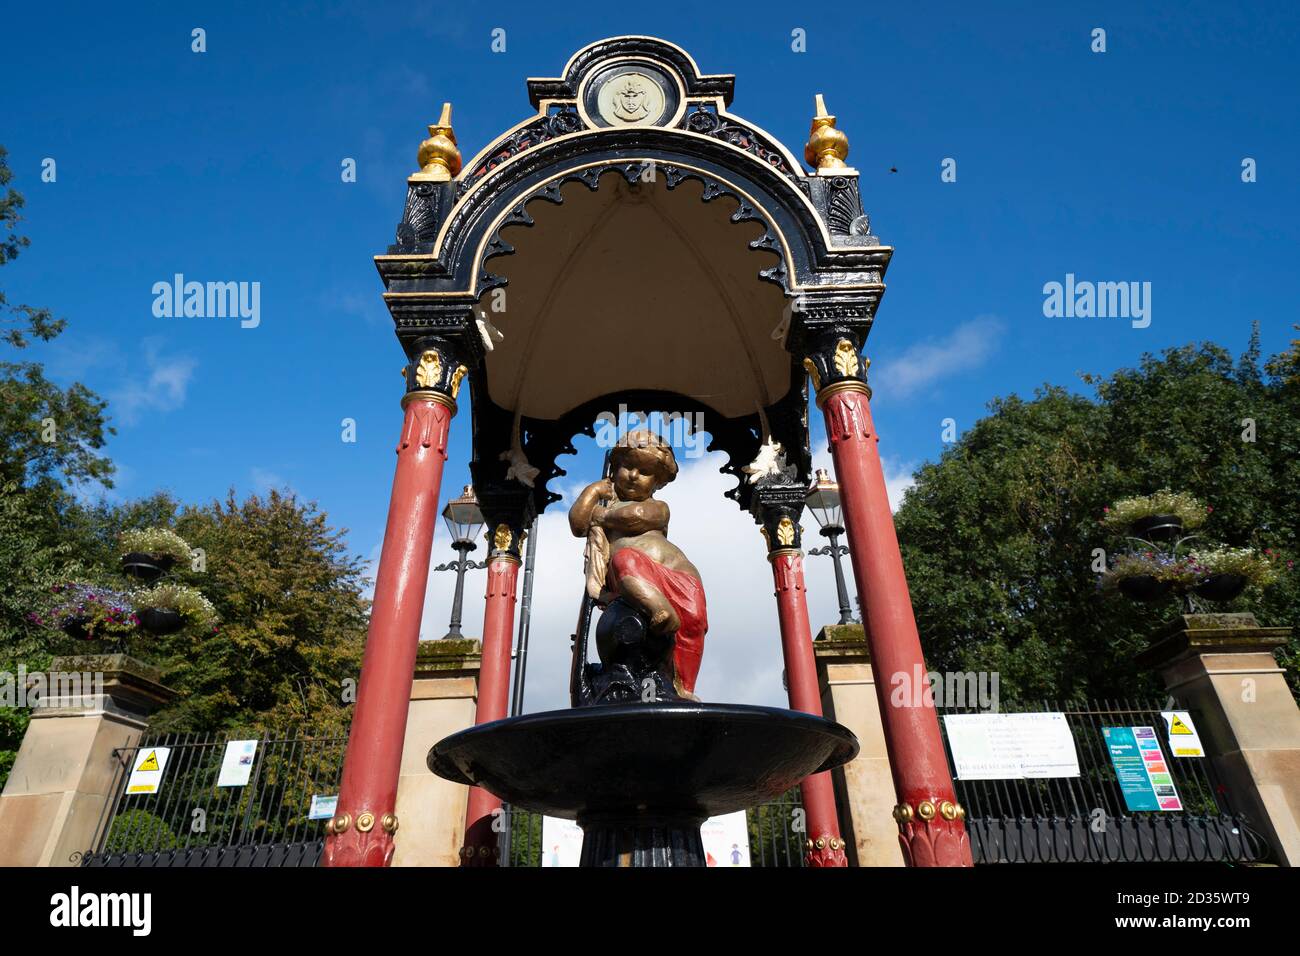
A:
[381,813,399,834]
[804,94,850,171]
[776,516,796,547]
[833,339,859,377]
[449,364,468,398]
[493,524,513,552]
[939,801,957,821]
[414,349,442,389]
[356,811,375,833]
[802,357,822,392]
[411,102,462,182]
[917,800,936,821]
[760,526,771,547]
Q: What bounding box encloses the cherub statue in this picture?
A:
[569,431,708,699]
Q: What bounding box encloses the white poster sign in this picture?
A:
[540,811,753,867]
[1161,711,1205,758]
[943,712,1080,780]
[701,810,751,867]
[540,816,584,867]
[309,795,337,820]
[216,739,259,787]
[126,747,171,795]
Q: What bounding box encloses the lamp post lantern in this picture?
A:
[436,485,487,640]
[806,468,856,626]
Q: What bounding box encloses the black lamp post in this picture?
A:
[805,468,856,626]
[435,485,487,640]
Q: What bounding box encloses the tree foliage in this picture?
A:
[896,334,1300,702]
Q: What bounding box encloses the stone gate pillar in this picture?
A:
[391,639,482,867]
[813,625,906,866]
[1137,612,1300,866]
[0,655,176,867]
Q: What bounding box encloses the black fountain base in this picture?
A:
[428,702,859,867]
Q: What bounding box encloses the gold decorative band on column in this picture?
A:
[813,378,872,409]
[766,547,802,562]
[400,389,457,414]
[486,553,522,567]
[893,800,964,823]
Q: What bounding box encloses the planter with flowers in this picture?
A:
[34,582,139,650]
[1099,489,1285,612]
[1101,489,1208,544]
[1188,547,1278,602]
[1101,552,1200,602]
[119,528,192,583]
[132,582,218,635]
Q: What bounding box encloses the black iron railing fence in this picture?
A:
[81,727,806,867]
[81,700,1270,866]
[935,700,1271,864]
[81,728,347,866]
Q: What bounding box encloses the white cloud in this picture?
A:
[250,467,294,496]
[111,339,196,424]
[871,315,1005,399]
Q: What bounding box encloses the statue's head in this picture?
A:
[609,430,678,501]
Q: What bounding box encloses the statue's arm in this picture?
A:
[599,500,669,534]
[569,480,612,537]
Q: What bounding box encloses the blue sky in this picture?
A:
[5,2,1298,705]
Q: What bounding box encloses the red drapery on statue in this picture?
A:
[609,547,708,694]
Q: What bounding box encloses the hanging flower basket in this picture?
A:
[1193,573,1248,602]
[1117,575,1173,602]
[60,616,94,641]
[1102,490,1207,541]
[1130,514,1184,544]
[1186,547,1278,602]
[39,583,138,647]
[131,582,218,634]
[120,551,176,582]
[137,607,184,635]
[119,528,192,582]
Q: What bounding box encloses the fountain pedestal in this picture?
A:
[429,701,859,867]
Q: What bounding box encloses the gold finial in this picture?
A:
[804,93,849,173]
[411,102,462,183]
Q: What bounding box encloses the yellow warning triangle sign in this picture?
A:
[138,750,161,771]
[1170,715,1193,735]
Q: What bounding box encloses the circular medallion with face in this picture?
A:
[596,71,665,126]
[581,62,680,129]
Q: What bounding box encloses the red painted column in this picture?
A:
[769,548,849,867]
[460,554,521,867]
[819,381,972,867]
[324,392,455,867]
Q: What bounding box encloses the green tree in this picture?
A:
[896,336,1299,702]
[152,489,369,732]
[0,146,114,493]
[0,145,115,789]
